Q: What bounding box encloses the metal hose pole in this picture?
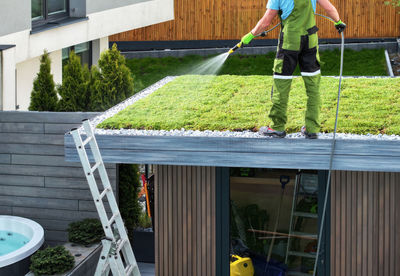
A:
[312,31,345,276]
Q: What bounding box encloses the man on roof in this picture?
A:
[241,0,346,139]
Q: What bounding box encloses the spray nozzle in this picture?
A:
[228,42,243,55]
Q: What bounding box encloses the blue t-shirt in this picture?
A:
[267,0,317,20]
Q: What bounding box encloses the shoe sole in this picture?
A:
[262,132,286,138]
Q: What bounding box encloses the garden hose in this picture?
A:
[228,13,337,55]
[312,29,345,276]
[229,13,345,275]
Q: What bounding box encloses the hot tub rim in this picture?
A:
[0,216,44,268]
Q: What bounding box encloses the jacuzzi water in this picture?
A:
[0,231,30,256]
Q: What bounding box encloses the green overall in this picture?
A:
[269,0,321,133]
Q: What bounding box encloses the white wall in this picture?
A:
[0,0,174,64]
[2,47,16,111]
[92,37,109,66]
[16,50,62,111]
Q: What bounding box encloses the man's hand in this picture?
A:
[335,20,346,33]
[241,32,255,45]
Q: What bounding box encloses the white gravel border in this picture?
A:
[81,76,400,141]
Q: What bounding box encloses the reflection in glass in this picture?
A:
[48,0,67,15]
[32,0,44,20]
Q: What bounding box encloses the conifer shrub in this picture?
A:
[30,245,74,275]
[29,51,58,111]
[119,164,142,239]
[89,44,134,111]
[58,51,91,111]
[67,218,103,245]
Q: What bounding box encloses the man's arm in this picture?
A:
[251,9,279,36]
[317,0,340,22]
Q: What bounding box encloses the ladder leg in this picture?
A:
[96,240,112,276]
[71,121,141,276]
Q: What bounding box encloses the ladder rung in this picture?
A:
[99,188,110,201]
[91,162,102,173]
[292,231,317,240]
[82,136,93,146]
[293,211,318,219]
[117,238,128,253]
[108,212,120,226]
[125,264,134,275]
[288,250,317,259]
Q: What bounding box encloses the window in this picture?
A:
[62,42,92,69]
[230,168,324,275]
[32,0,68,26]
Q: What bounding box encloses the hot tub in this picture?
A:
[0,216,44,275]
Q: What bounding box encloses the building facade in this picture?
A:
[0,0,174,111]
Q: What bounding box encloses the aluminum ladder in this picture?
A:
[70,120,141,276]
[285,171,318,276]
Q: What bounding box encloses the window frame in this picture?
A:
[32,0,70,28]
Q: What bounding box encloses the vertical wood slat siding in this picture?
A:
[111,0,400,41]
[155,165,216,276]
[331,171,400,276]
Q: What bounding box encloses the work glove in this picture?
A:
[334,20,346,34]
[241,32,255,45]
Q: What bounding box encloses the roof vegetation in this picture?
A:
[127,49,387,93]
[98,75,400,135]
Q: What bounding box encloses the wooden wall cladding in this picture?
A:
[331,171,400,276]
[110,0,400,41]
[154,165,216,276]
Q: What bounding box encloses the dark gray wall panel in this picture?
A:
[0,154,11,164]
[0,195,78,210]
[0,112,117,244]
[0,175,44,187]
[0,112,98,123]
[87,0,150,14]
[0,123,44,133]
[0,1,31,36]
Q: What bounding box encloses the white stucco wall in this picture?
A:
[16,50,62,111]
[2,47,16,111]
[0,0,174,64]
[92,37,109,66]
[0,0,174,110]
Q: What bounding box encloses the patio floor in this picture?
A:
[138,262,155,276]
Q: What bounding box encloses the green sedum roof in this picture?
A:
[98,75,400,135]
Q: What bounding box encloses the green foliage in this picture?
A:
[125,49,387,93]
[231,202,269,255]
[98,75,400,135]
[119,164,142,239]
[29,51,58,111]
[67,218,103,245]
[138,210,153,229]
[58,51,91,111]
[89,44,134,111]
[385,0,400,13]
[30,245,74,275]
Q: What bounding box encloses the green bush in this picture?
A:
[30,245,74,275]
[58,51,91,111]
[29,51,58,111]
[67,218,104,245]
[119,164,142,239]
[89,44,134,111]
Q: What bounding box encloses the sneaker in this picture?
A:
[301,126,318,139]
[259,126,286,138]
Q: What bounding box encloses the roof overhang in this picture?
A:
[64,77,400,172]
[64,133,400,172]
